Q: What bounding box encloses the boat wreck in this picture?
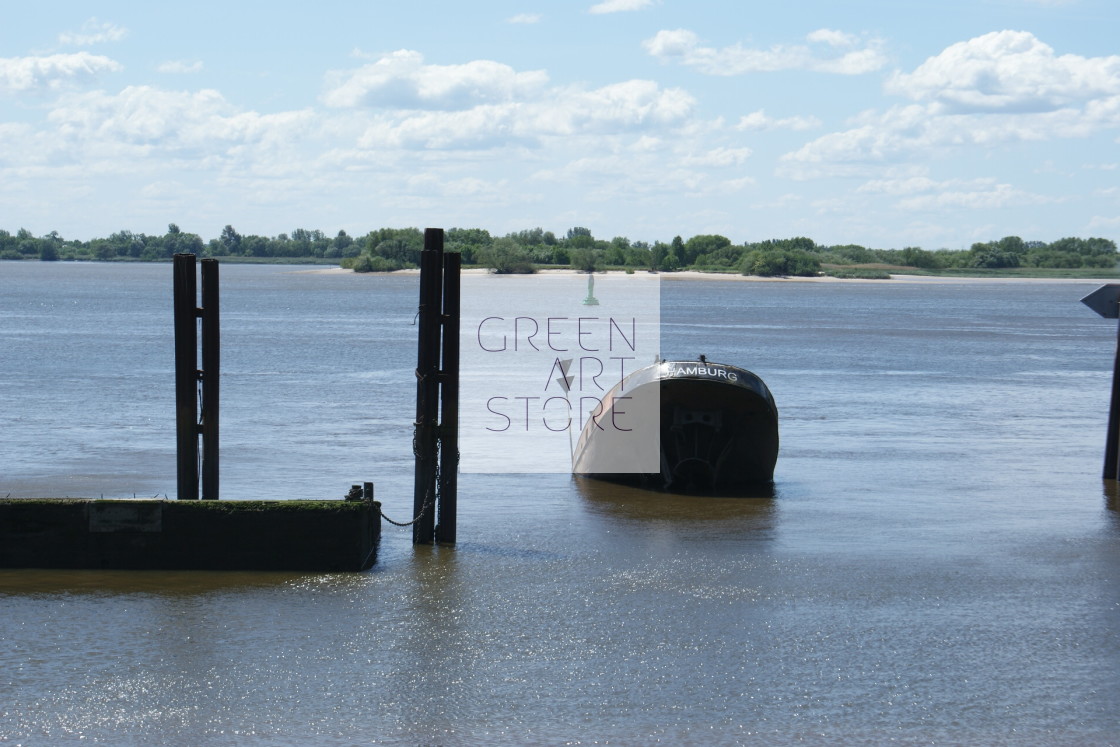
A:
[572,359,778,492]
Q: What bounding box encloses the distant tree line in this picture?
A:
[1,223,1116,277]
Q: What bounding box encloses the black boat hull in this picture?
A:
[572,360,778,492]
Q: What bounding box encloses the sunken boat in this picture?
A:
[572,359,778,492]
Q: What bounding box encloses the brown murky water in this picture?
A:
[2,263,1118,744]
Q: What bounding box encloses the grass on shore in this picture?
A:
[822,263,1120,280]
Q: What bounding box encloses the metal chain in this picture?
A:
[344,483,432,528]
[433,433,442,504]
[368,418,437,529]
[380,494,432,527]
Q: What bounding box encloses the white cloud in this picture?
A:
[643,28,887,75]
[895,182,1053,211]
[736,109,821,131]
[589,0,653,14]
[780,104,1072,174]
[158,60,204,74]
[507,13,543,24]
[782,31,1120,177]
[323,50,549,109]
[886,30,1120,113]
[576,79,694,127]
[643,29,699,58]
[321,50,694,150]
[856,175,941,196]
[532,150,743,203]
[49,86,231,145]
[0,52,122,94]
[806,29,861,48]
[1088,215,1120,230]
[404,173,507,199]
[750,193,803,211]
[59,18,128,46]
[35,85,317,176]
[356,78,695,149]
[630,135,664,152]
[850,174,1055,212]
[681,146,752,167]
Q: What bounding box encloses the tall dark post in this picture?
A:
[413,230,443,544]
[1081,284,1120,479]
[200,259,220,500]
[173,254,199,501]
[1105,320,1120,479]
[436,250,461,544]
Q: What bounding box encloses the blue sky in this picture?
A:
[2,0,1118,249]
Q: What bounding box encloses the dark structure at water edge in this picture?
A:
[0,255,382,572]
[573,360,779,493]
[0,497,380,571]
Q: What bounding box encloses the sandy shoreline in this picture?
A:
[298,266,1112,284]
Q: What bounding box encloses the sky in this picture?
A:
[2,0,1119,250]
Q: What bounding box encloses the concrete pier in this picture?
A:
[0,498,380,572]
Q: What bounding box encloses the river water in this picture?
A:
[1,262,1119,744]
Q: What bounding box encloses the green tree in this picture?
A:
[602,237,630,266]
[823,244,876,264]
[161,224,203,257]
[510,227,556,245]
[968,240,1020,268]
[741,249,821,277]
[447,227,492,264]
[238,235,270,257]
[623,240,652,268]
[333,229,353,249]
[668,235,685,269]
[91,239,115,260]
[897,246,941,269]
[683,234,731,266]
[479,237,536,273]
[219,225,242,255]
[569,246,602,272]
[997,235,1026,257]
[565,227,595,251]
[364,228,423,265]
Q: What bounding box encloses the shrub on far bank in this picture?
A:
[741,249,821,277]
[478,238,538,274]
[343,255,404,273]
[823,267,892,280]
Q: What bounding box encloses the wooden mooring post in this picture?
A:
[437,249,461,545]
[413,228,460,544]
[173,254,220,500]
[200,258,220,500]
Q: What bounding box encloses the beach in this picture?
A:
[302,265,1116,284]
